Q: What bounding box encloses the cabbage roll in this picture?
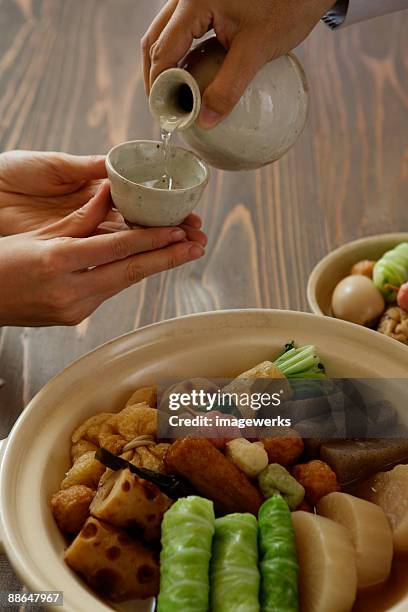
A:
[157,496,215,612]
[210,513,260,612]
[258,495,299,611]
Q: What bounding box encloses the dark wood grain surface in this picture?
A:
[0,0,407,597]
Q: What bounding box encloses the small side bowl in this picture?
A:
[307,233,408,316]
[106,140,209,227]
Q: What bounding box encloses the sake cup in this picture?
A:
[106,140,209,227]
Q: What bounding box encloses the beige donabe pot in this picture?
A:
[1,310,408,612]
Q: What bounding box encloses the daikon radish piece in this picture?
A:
[356,464,408,554]
[292,511,357,612]
[317,492,393,588]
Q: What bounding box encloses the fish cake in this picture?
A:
[165,438,263,515]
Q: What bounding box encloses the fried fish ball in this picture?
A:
[72,412,115,445]
[125,386,157,408]
[225,438,268,478]
[165,438,264,515]
[65,517,159,601]
[292,460,340,505]
[61,451,105,490]
[51,485,95,534]
[71,439,98,464]
[260,428,304,466]
[351,260,375,278]
[90,468,172,541]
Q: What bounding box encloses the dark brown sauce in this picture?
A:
[353,557,408,611]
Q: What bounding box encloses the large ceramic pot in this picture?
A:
[149,38,309,171]
[1,310,408,611]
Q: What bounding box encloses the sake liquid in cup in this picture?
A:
[106,140,209,227]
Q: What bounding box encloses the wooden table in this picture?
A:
[0,0,407,599]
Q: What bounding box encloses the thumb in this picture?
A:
[197,32,267,130]
[39,181,112,239]
[55,153,107,183]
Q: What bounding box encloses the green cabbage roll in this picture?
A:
[258,495,299,612]
[373,242,408,302]
[157,496,215,612]
[210,513,260,612]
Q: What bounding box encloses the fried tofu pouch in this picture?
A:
[165,438,264,514]
[61,451,105,490]
[90,468,172,541]
[65,517,159,601]
[125,385,157,408]
[222,361,291,418]
[70,402,159,459]
[131,443,170,474]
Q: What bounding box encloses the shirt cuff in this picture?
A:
[321,0,349,29]
[323,0,408,29]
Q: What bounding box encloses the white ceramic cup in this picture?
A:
[106,140,209,227]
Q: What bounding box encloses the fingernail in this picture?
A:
[198,104,222,129]
[170,229,186,241]
[189,244,205,258]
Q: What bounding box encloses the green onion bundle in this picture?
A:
[273,344,326,379]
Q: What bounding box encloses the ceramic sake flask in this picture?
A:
[149,37,309,171]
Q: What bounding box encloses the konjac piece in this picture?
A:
[210,513,260,612]
[65,517,159,601]
[90,468,172,542]
[320,439,408,486]
[157,496,215,612]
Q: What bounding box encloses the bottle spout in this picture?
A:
[149,68,201,132]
